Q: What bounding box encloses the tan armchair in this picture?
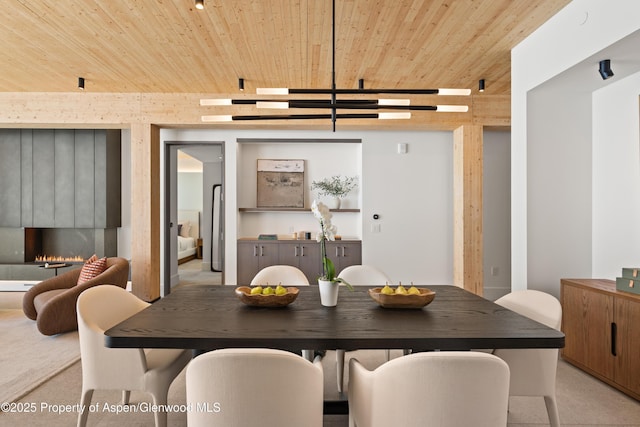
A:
[23,257,129,336]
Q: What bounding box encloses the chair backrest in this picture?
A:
[76,285,149,390]
[337,265,390,286]
[250,265,310,286]
[186,348,324,427]
[349,351,510,427]
[494,289,562,329]
[493,289,562,396]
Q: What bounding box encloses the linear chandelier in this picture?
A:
[200,0,470,131]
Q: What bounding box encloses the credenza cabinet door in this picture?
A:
[561,283,614,379]
[237,241,279,285]
[327,241,362,276]
[0,130,22,227]
[278,241,322,283]
[614,297,640,396]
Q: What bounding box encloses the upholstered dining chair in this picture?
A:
[492,289,563,427]
[23,256,129,335]
[250,264,310,287]
[348,351,510,427]
[334,265,392,392]
[186,348,324,427]
[76,285,192,427]
[250,265,314,360]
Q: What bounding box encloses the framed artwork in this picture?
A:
[257,159,305,208]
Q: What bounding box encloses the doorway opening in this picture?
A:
[164,142,224,294]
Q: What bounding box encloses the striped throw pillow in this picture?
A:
[77,255,108,285]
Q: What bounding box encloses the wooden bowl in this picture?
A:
[368,287,436,309]
[235,286,299,307]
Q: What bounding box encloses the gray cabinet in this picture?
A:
[278,241,322,283]
[237,241,279,285]
[327,241,362,275]
[0,129,121,228]
[32,130,55,227]
[74,130,96,228]
[0,130,22,227]
[54,130,75,227]
[94,129,122,228]
[20,131,33,227]
[237,239,361,285]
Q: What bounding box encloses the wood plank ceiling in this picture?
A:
[0,0,570,95]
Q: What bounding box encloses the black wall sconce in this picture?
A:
[479,79,485,92]
[78,77,85,90]
[239,78,244,91]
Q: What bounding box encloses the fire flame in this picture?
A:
[35,255,85,263]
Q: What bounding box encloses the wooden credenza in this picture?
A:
[560,278,640,401]
[237,239,361,285]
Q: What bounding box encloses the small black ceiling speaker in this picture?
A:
[599,59,614,80]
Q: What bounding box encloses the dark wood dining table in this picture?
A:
[105,284,564,413]
[106,284,564,352]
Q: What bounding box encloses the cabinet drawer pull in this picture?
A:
[301,246,305,256]
[341,246,345,257]
[253,245,257,257]
[294,246,298,257]
[611,322,617,356]
[260,246,264,257]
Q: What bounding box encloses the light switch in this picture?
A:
[397,143,408,154]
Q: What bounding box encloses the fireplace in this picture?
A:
[0,227,117,264]
[24,228,117,263]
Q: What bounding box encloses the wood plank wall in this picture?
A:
[0,92,509,299]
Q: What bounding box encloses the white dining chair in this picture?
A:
[76,285,192,427]
[492,289,562,427]
[335,265,392,392]
[250,265,310,287]
[186,348,324,427]
[348,351,510,427]
[250,265,314,360]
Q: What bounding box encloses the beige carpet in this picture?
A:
[0,309,80,403]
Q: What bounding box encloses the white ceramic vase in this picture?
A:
[318,279,339,307]
[326,196,341,209]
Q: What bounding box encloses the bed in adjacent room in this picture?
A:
[177,210,200,264]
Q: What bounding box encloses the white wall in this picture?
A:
[592,74,640,277]
[526,85,593,296]
[178,172,203,211]
[361,131,453,285]
[512,0,640,296]
[483,130,511,300]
